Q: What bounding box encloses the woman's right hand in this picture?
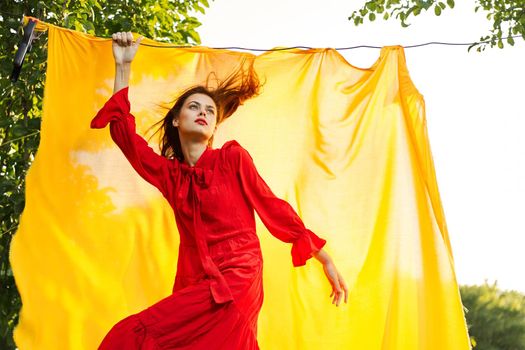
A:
[112,31,144,65]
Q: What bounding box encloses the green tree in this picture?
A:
[348,0,524,51]
[0,1,211,348]
[460,281,525,349]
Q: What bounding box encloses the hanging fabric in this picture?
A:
[9,16,470,350]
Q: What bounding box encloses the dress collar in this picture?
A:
[178,146,214,188]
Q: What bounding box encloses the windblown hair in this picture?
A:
[147,57,263,163]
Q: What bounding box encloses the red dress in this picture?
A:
[90,87,327,349]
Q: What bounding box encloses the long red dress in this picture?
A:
[90,87,327,349]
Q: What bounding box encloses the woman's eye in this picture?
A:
[207,109,215,114]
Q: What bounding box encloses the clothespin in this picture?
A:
[10,17,38,83]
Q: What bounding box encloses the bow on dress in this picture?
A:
[178,162,234,305]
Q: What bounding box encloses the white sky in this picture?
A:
[196,0,525,293]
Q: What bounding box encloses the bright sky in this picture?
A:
[196,0,525,293]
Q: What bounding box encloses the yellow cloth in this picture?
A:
[10,17,471,349]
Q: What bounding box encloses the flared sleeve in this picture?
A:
[225,140,327,267]
[90,87,172,198]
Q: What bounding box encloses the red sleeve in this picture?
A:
[225,140,327,267]
[90,87,173,198]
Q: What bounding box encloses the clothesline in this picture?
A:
[139,35,523,51]
[1,10,522,52]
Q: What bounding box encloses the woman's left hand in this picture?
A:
[322,259,348,307]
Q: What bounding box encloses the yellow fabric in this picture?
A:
[10,17,471,349]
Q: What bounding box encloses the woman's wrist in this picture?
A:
[113,63,131,94]
[312,248,332,265]
[115,62,131,68]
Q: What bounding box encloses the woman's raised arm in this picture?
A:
[90,32,173,199]
[112,31,143,94]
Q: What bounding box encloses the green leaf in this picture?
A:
[434,5,442,16]
[446,0,455,8]
[438,2,446,9]
[507,36,515,45]
[194,4,205,14]
[84,21,95,34]
[28,118,41,130]
[497,39,503,48]
[369,13,376,21]
[11,125,26,138]
[383,12,390,20]
[0,118,11,128]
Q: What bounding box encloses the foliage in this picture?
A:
[460,281,525,349]
[0,1,210,348]
[347,0,525,51]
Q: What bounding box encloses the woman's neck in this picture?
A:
[180,140,209,167]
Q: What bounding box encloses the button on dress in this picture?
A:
[90,87,328,349]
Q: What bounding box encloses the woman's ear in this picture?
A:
[172,118,179,128]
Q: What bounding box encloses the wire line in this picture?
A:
[1,10,523,51]
[138,35,524,50]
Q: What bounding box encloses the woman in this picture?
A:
[91,31,348,350]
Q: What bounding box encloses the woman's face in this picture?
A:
[173,93,217,142]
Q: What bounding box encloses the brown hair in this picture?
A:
[147,57,263,162]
